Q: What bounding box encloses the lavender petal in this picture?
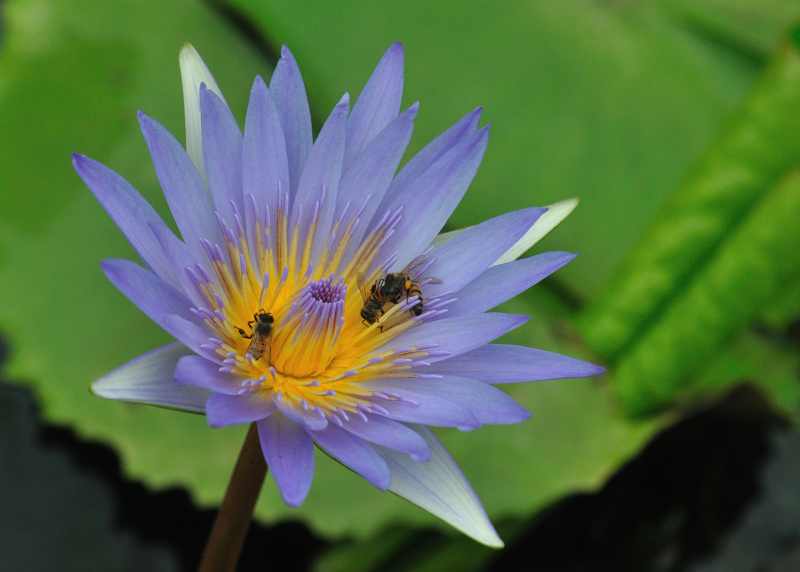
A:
[445,251,575,316]
[206,392,275,427]
[423,207,546,298]
[91,343,207,413]
[258,414,315,506]
[200,84,244,226]
[377,426,503,548]
[72,154,180,289]
[269,46,313,197]
[345,42,404,169]
[308,424,391,490]
[418,344,605,384]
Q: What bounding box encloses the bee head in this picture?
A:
[257,310,274,324]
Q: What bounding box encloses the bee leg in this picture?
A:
[237,328,252,339]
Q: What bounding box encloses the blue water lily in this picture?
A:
[73,43,602,547]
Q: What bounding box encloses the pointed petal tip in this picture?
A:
[280,488,307,507]
[586,363,606,377]
[279,44,298,63]
[136,109,155,131]
[336,92,351,109]
[71,152,90,171]
[179,43,199,61]
[554,196,580,210]
[90,378,111,398]
[388,41,404,55]
[252,74,267,92]
[482,533,505,549]
[99,258,129,283]
[493,198,580,266]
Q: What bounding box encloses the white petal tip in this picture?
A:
[493,196,580,265]
[179,43,200,62]
[90,379,112,399]
[478,533,505,549]
[381,427,504,549]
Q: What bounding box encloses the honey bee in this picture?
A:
[237,309,274,361]
[360,273,425,326]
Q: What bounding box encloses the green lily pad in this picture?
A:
[580,34,800,416]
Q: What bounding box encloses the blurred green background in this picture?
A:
[1,0,800,570]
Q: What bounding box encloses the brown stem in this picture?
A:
[198,423,267,572]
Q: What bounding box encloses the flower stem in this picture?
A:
[198,423,267,572]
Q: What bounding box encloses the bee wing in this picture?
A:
[355,272,369,303]
[403,254,432,279]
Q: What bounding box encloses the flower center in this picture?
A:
[271,277,347,377]
[185,196,436,416]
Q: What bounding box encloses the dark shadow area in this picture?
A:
[0,337,327,572]
[488,385,792,572]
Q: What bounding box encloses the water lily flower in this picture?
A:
[73,43,603,547]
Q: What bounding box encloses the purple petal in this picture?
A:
[147,222,204,307]
[309,424,391,490]
[376,125,490,270]
[101,259,195,331]
[377,426,503,548]
[269,46,313,197]
[345,42,404,169]
[92,343,208,413]
[162,314,217,362]
[72,154,179,289]
[338,103,418,259]
[363,376,530,427]
[206,392,275,427]
[418,344,605,384]
[258,414,315,506]
[446,252,575,316]
[388,107,481,196]
[274,396,328,431]
[174,355,241,394]
[384,313,528,363]
[291,94,348,265]
[200,84,243,226]
[422,208,546,298]
[338,415,430,462]
[242,76,289,224]
[138,112,220,254]
[363,386,478,430]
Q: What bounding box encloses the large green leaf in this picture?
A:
[580,32,800,415]
[694,330,800,415]
[660,0,800,57]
